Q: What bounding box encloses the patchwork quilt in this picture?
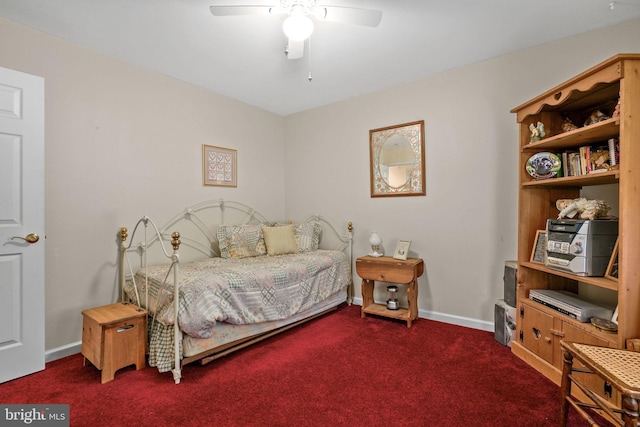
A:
[124,249,350,371]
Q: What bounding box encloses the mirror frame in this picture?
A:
[369,120,425,197]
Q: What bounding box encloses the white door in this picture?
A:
[0,66,45,383]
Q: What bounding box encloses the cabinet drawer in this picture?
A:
[356,260,416,283]
[519,301,555,364]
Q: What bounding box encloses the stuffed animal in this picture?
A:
[561,117,578,132]
[584,110,610,126]
[590,150,611,172]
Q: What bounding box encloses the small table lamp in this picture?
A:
[369,231,383,257]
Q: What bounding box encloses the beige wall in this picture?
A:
[0,17,286,352]
[1,15,639,355]
[284,18,640,328]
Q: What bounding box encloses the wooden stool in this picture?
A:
[560,341,640,426]
[82,302,148,383]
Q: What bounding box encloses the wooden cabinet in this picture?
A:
[355,256,424,327]
[511,54,640,403]
[82,302,148,383]
[519,300,616,401]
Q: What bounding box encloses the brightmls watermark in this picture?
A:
[0,405,69,426]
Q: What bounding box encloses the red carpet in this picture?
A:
[0,304,594,426]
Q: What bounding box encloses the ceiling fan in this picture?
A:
[209,0,382,60]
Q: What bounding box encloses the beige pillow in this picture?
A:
[262,224,298,256]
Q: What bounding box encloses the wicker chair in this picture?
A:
[560,340,640,426]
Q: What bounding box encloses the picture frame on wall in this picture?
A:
[530,230,547,264]
[369,120,425,198]
[203,145,237,187]
[393,240,411,260]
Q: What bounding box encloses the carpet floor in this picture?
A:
[0,304,597,426]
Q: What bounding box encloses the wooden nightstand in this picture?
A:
[81,302,148,383]
[356,256,424,327]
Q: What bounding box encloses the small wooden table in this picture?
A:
[81,302,148,383]
[356,256,424,327]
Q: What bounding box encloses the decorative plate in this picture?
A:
[590,317,618,332]
[526,152,561,179]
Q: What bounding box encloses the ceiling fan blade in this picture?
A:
[317,6,382,27]
[209,5,272,16]
[286,38,304,60]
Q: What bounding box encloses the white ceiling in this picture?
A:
[2,0,640,116]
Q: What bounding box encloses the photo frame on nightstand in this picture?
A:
[393,240,411,260]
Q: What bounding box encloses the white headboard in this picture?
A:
[119,199,354,293]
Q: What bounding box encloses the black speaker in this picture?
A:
[503,260,517,307]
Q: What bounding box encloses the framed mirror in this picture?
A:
[369,120,425,197]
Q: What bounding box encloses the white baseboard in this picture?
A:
[46,341,81,363]
[350,297,494,332]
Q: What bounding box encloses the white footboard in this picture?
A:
[119,217,183,383]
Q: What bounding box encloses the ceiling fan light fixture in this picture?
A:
[269,7,288,15]
[313,7,327,20]
[283,14,314,41]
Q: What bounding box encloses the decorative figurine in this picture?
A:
[612,99,621,118]
[529,121,545,143]
[556,198,611,220]
[584,110,611,126]
[561,117,578,132]
[590,150,612,172]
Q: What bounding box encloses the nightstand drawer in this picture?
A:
[356,257,423,283]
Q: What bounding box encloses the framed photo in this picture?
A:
[393,240,411,260]
[530,230,547,264]
[605,237,619,281]
[203,145,237,187]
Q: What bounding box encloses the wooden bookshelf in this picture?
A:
[510,54,640,405]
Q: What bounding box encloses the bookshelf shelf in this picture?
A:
[521,261,618,291]
[522,170,619,188]
[522,118,619,152]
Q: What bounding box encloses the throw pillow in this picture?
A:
[262,224,298,256]
[217,224,267,259]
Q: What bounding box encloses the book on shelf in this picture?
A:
[557,140,619,177]
[566,151,581,177]
[579,146,590,175]
[608,138,620,167]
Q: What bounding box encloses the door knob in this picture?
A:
[11,233,40,244]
